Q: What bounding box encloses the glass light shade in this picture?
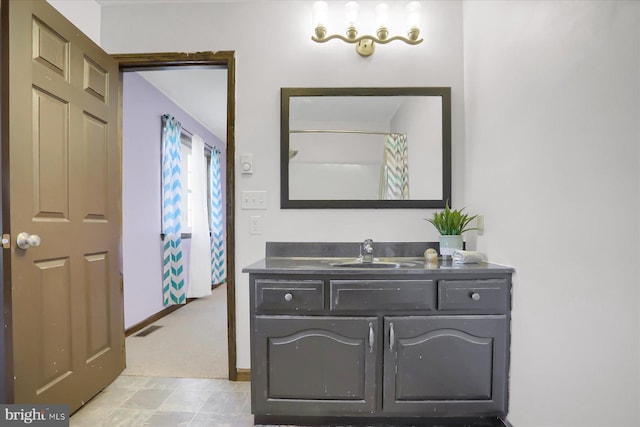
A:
[376,3,389,28]
[312,1,328,28]
[345,1,359,28]
[406,1,421,30]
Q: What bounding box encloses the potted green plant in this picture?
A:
[426,201,478,257]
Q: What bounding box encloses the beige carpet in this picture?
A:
[121,284,228,379]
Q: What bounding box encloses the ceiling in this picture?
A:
[136,68,228,143]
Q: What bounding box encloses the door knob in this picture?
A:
[17,232,41,250]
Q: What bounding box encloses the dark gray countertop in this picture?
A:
[244,242,514,276]
[242,257,514,275]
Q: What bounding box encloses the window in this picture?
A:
[180,132,193,233]
[179,131,213,236]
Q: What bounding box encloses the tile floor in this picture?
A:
[69,375,511,427]
[69,375,254,427]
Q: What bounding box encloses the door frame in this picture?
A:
[114,51,239,381]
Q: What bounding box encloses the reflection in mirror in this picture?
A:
[281,87,451,209]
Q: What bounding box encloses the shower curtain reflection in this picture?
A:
[379,133,410,200]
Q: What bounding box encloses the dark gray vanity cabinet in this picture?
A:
[253,316,377,415]
[246,266,513,424]
[383,315,507,415]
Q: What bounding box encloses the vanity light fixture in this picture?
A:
[312,1,423,57]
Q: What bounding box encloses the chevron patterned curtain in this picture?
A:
[209,147,226,284]
[161,115,185,305]
[379,133,410,200]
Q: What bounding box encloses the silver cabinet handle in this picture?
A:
[471,292,481,301]
[17,232,41,250]
[284,292,293,302]
[389,322,395,351]
[368,322,374,353]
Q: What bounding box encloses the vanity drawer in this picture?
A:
[255,280,324,313]
[330,280,435,312]
[438,279,510,312]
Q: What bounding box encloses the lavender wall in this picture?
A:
[122,72,226,329]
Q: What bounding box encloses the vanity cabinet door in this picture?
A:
[383,315,508,416]
[253,316,378,416]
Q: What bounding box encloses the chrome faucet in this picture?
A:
[361,239,374,263]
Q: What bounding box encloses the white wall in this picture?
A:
[463,1,640,426]
[100,0,466,370]
[47,0,101,46]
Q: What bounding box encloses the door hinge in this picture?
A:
[2,234,10,249]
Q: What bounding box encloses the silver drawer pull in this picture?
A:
[471,292,481,301]
[389,322,395,351]
[284,292,293,302]
[368,322,374,353]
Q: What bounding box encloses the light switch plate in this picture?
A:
[241,191,267,210]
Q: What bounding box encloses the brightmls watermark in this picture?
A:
[1,405,68,426]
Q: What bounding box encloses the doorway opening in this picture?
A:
[115,52,239,381]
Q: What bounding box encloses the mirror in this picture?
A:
[281,87,451,209]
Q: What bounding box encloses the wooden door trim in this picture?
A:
[113,51,238,381]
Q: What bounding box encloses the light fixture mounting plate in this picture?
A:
[356,39,375,57]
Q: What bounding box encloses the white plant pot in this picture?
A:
[439,235,463,257]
